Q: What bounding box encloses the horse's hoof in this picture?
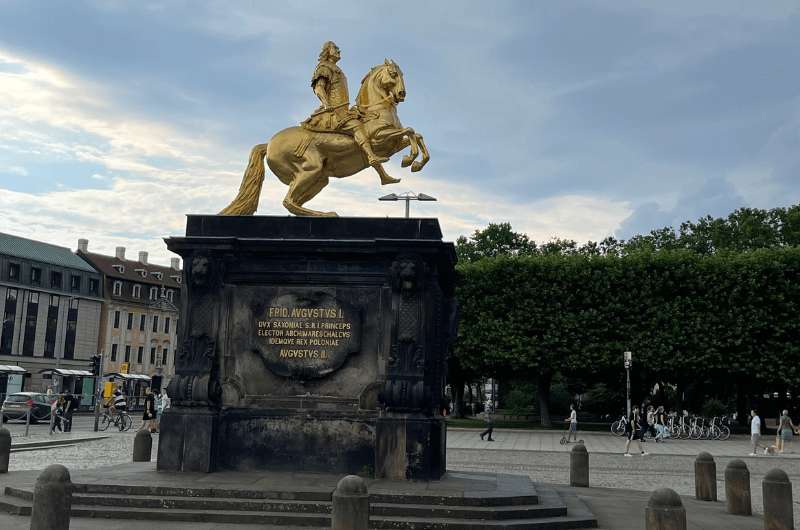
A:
[411,162,423,172]
[381,177,401,185]
[401,155,414,168]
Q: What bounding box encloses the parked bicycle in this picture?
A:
[611,411,731,441]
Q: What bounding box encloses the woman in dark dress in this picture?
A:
[142,387,156,433]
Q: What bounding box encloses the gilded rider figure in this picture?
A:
[303,41,388,167]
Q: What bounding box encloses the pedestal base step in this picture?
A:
[0,478,597,529]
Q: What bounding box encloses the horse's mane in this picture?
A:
[356,66,379,107]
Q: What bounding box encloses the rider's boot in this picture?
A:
[354,127,389,166]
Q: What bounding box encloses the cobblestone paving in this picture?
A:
[448,435,800,523]
[3,420,798,525]
[4,415,154,472]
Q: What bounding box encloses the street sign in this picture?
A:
[120,362,129,374]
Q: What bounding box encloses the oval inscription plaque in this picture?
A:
[255,291,362,379]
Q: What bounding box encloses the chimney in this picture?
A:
[170,258,181,270]
[77,239,88,253]
[138,251,148,264]
[115,246,126,260]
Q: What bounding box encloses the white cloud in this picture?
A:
[0,43,632,265]
[5,165,28,176]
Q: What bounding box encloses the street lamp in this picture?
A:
[379,191,437,218]
[623,351,633,418]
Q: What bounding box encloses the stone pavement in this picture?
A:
[0,424,796,528]
[448,427,800,458]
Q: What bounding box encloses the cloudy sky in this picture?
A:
[1,1,799,265]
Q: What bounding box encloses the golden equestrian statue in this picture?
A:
[220,41,430,217]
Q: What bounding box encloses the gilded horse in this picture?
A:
[219,60,429,217]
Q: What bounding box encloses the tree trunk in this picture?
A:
[537,371,552,427]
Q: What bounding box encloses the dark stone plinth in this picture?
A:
[158,216,456,479]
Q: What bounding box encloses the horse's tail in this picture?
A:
[219,143,269,215]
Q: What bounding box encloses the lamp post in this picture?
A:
[624,351,632,418]
[378,191,437,218]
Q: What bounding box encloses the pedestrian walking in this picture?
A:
[623,406,649,457]
[154,391,164,433]
[479,409,494,441]
[62,390,78,432]
[48,395,63,435]
[654,406,668,441]
[776,409,798,454]
[142,387,156,433]
[749,409,762,456]
[645,405,658,441]
[564,404,578,443]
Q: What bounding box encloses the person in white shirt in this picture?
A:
[565,404,578,443]
[750,410,761,456]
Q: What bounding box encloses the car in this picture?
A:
[1,392,52,423]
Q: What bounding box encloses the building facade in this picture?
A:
[0,232,103,400]
[78,241,182,392]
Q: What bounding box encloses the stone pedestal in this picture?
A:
[157,216,456,478]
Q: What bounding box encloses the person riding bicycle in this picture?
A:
[105,389,127,416]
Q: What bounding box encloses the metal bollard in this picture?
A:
[569,443,589,487]
[694,451,717,501]
[0,427,11,473]
[724,459,751,516]
[30,464,71,530]
[132,429,153,462]
[332,475,369,530]
[763,468,793,530]
[645,488,687,530]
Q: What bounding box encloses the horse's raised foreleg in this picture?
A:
[411,133,430,172]
[399,128,420,168]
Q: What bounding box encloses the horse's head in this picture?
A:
[357,59,406,108]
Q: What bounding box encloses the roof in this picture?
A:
[0,232,97,273]
[0,365,27,374]
[103,372,151,381]
[79,251,181,288]
[38,368,93,376]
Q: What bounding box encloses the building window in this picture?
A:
[112,281,122,296]
[89,278,99,295]
[70,275,81,292]
[132,284,141,299]
[152,315,159,333]
[22,292,39,356]
[150,346,156,365]
[113,310,120,329]
[124,345,131,363]
[167,289,174,303]
[111,343,118,362]
[0,289,18,355]
[50,271,62,289]
[127,313,134,330]
[139,314,146,331]
[162,347,168,366]
[164,317,170,334]
[43,295,59,358]
[149,287,158,300]
[63,299,78,360]
[7,262,20,281]
[137,346,143,364]
[30,267,41,285]
[112,264,125,274]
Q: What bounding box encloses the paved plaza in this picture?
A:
[1,420,798,528]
